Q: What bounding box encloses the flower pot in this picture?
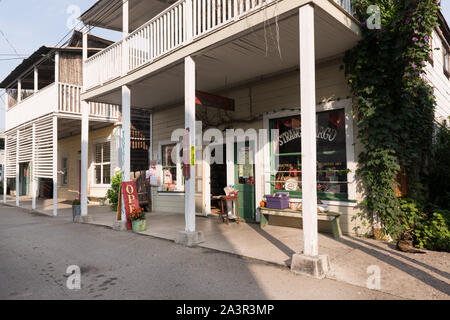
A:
[72,205,81,222]
[132,219,147,232]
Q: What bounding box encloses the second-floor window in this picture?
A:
[444,48,450,78]
[94,142,111,185]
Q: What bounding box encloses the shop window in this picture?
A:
[61,157,68,186]
[94,141,111,185]
[270,109,348,200]
[161,143,184,192]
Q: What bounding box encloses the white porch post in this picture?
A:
[52,116,58,216]
[34,67,38,93]
[2,138,6,203]
[15,130,19,206]
[185,56,196,233]
[121,85,131,181]
[291,4,329,279]
[31,123,36,210]
[17,80,22,103]
[175,56,203,246]
[300,4,318,257]
[3,95,7,204]
[54,52,59,112]
[80,25,89,217]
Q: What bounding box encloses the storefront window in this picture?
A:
[270,109,348,200]
[161,144,184,192]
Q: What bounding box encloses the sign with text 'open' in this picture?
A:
[121,182,139,230]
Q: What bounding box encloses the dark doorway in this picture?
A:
[210,144,227,215]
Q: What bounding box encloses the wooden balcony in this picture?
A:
[5,82,120,131]
[84,0,354,91]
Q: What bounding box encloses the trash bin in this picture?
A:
[72,205,81,222]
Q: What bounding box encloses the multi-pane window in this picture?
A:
[61,157,68,186]
[94,142,111,185]
[270,109,348,200]
[161,144,184,192]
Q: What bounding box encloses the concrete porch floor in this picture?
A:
[3,196,449,300]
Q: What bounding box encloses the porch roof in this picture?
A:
[0,32,113,89]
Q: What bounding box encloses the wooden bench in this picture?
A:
[259,207,342,238]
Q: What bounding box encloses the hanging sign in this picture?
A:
[195,91,235,111]
[121,182,139,230]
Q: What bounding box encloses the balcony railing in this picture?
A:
[5,82,120,131]
[84,0,354,91]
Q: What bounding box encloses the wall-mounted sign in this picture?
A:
[195,91,235,111]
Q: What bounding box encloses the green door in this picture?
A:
[234,142,256,222]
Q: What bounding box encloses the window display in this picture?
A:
[270,109,348,199]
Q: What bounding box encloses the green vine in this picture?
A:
[344,0,440,237]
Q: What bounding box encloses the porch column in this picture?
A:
[17,80,22,103]
[34,67,38,93]
[291,4,329,279]
[175,56,204,247]
[121,85,131,181]
[16,130,19,207]
[31,123,36,210]
[80,101,89,217]
[3,96,7,204]
[52,116,58,216]
[80,25,89,218]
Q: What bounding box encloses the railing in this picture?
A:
[6,83,57,131]
[85,40,123,89]
[128,0,187,70]
[58,83,120,120]
[84,0,354,90]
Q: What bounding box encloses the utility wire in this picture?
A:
[0,0,125,105]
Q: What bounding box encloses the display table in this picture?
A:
[217,196,240,225]
[259,207,342,238]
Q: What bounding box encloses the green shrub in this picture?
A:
[397,199,450,252]
[106,170,122,211]
[413,210,450,252]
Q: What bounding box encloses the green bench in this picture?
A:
[259,207,343,238]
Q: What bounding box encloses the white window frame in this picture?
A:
[61,156,69,186]
[262,98,357,205]
[92,139,112,187]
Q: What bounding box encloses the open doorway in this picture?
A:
[210,144,227,215]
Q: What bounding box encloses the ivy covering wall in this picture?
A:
[344,0,441,237]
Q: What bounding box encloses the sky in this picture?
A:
[0,0,449,129]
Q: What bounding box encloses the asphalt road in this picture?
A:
[0,205,397,300]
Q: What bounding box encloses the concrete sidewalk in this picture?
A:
[2,197,450,300]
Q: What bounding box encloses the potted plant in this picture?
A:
[130,207,146,232]
[72,199,81,222]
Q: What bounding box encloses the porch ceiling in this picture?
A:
[57,118,113,140]
[81,0,174,32]
[87,6,359,109]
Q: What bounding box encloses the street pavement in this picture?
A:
[0,205,397,300]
